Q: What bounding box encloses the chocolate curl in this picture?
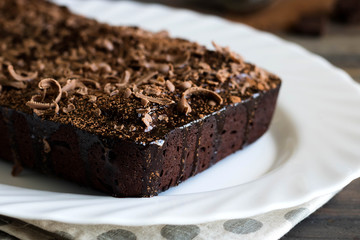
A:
[26,78,62,115]
[134,92,174,105]
[178,87,223,115]
[8,65,38,82]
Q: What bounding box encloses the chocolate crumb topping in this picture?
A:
[0,0,280,143]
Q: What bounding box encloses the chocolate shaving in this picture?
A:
[105,75,122,83]
[144,86,162,96]
[63,103,75,114]
[178,87,223,115]
[88,95,97,103]
[206,79,219,86]
[173,52,191,67]
[0,80,27,89]
[230,78,240,90]
[62,78,100,96]
[84,62,112,73]
[114,70,131,88]
[141,113,152,127]
[94,108,102,116]
[124,88,132,98]
[129,125,136,132]
[123,70,131,83]
[149,76,166,86]
[145,62,170,74]
[216,69,230,83]
[38,78,62,103]
[134,92,174,105]
[134,71,157,87]
[165,80,175,92]
[104,83,115,95]
[178,95,192,115]
[7,65,38,82]
[229,95,241,103]
[26,97,55,110]
[158,114,169,122]
[84,62,98,72]
[95,38,114,51]
[114,124,124,130]
[241,82,251,95]
[33,109,46,116]
[212,41,244,64]
[198,62,211,71]
[110,89,119,96]
[78,78,101,89]
[136,107,151,114]
[183,87,223,104]
[26,78,62,114]
[178,81,192,90]
[76,87,88,96]
[97,62,112,73]
[208,100,216,106]
[141,98,149,107]
[257,83,265,91]
[0,65,37,89]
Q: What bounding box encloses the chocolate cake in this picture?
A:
[0,0,281,197]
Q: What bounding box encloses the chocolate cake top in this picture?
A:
[0,0,280,144]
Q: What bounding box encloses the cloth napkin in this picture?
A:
[0,192,335,240]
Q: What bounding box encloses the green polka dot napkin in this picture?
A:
[0,192,335,240]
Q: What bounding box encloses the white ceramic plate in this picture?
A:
[0,0,360,226]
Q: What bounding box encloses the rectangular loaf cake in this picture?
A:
[0,0,281,197]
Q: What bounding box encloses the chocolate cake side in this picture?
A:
[0,0,281,197]
[0,85,279,197]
